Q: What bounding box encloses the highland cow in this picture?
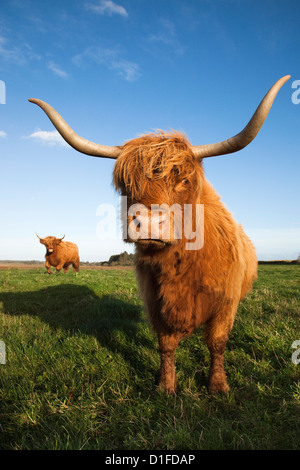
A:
[36,234,80,275]
[30,75,289,393]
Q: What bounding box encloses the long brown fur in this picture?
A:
[38,236,80,274]
[113,131,257,394]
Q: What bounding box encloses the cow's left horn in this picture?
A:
[28,99,121,159]
[192,75,290,158]
[36,233,45,243]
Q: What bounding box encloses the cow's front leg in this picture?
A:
[55,263,64,274]
[45,261,52,274]
[207,339,229,394]
[204,307,236,394]
[158,332,183,394]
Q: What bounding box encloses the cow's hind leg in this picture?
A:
[72,258,80,273]
[204,304,237,394]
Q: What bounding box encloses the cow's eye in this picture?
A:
[182,179,189,186]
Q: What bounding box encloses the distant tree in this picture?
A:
[108,251,134,266]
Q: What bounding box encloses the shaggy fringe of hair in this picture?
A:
[113,130,199,199]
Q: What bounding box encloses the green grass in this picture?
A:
[0,265,299,450]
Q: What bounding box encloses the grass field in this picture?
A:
[0,264,299,450]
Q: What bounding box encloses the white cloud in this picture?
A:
[47,61,68,79]
[0,131,7,138]
[72,46,141,82]
[112,58,141,82]
[0,35,25,64]
[27,129,68,147]
[0,35,41,65]
[147,19,184,56]
[85,0,128,17]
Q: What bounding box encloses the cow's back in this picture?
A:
[56,241,79,261]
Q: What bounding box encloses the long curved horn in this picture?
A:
[57,235,65,242]
[192,75,290,159]
[28,99,121,159]
[36,233,45,243]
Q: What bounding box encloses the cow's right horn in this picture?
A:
[28,99,121,159]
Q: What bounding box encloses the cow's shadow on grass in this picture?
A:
[0,283,158,384]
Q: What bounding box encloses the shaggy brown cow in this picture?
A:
[30,75,289,393]
[36,234,80,275]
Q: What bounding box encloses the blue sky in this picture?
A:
[0,0,299,261]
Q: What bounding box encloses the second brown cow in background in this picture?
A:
[36,234,80,274]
